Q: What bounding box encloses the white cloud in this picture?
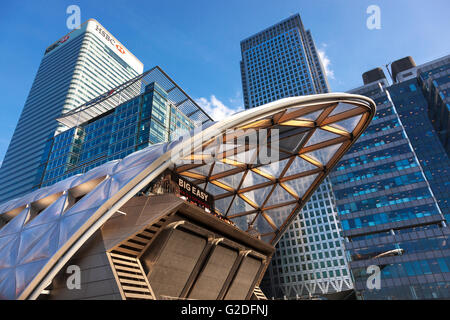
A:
[228,90,242,105]
[196,95,243,121]
[317,45,335,80]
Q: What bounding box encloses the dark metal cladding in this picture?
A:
[362,67,386,85]
[391,56,416,82]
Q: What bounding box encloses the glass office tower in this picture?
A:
[0,19,143,204]
[392,55,450,221]
[240,14,352,299]
[240,14,329,109]
[330,56,450,299]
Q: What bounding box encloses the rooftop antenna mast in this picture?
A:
[384,62,394,84]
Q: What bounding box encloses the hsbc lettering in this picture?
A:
[95,25,126,54]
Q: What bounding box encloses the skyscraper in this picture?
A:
[240,14,352,299]
[0,19,143,204]
[240,14,329,110]
[330,55,450,299]
[389,55,450,221]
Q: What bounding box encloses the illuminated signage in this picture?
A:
[172,172,214,211]
[146,170,214,212]
[177,177,209,202]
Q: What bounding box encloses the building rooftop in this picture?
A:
[56,66,213,129]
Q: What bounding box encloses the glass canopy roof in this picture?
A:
[0,93,375,299]
[174,97,375,243]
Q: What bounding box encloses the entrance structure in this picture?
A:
[0,94,375,299]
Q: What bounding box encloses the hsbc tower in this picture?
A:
[0,19,143,204]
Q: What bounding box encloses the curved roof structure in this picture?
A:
[0,93,375,299]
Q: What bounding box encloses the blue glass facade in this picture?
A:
[417,57,450,154]
[330,58,450,299]
[240,14,329,109]
[389,79,450,222]
[41,82,196,187]
[0,20,142,204]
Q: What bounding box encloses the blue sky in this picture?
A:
[0,0,449,163]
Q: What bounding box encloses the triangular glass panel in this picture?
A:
[211,161,237,176]
[283,105,327,120]
[181,175,195,182]
[216,143,239,154]
[278,133,308,153]
[264,184,296,207]
[0,234,16,254]
[260,234,274,243]
[241,170,270,188]
[15,258,48,299]
[257,158,291,179]
[283,174,319,199]
[230,213,256,232]
[328,102,358,116]
[214,196,234,215]
[201,140,219,155]
[0,207,30,237]
[304,143,343,166]
[283,106,303,116]
[228,148,257,165]
[65,178,111,216]
[0,235,20,269]
[253,213,275,234]
[284,156,317,177]
[196,182,206,190]
[189,164,212,177]
[264,204,297,229]
[228,196,255,215]
[296,109,323,121]
[305,129,341,147]
[18,223,59,265]
[216,171,244,190]
[330,114,363,133]
[24,193,68,229]
[0,268,16,300]
[29,188,53,203]
[273,124,302,137]
[241,185,273,207]
[173,158,195,167]
[0,266,11,284]
[205,182,229,196]
[109,162,148,198]
[17,223,56,264]
[58,209,94,248]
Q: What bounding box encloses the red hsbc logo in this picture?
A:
[59,35,70,43]
[116,44,125,54]
[46,34,70,54]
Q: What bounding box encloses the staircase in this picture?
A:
[108,252,155,300]
[107,216,169,300]
[252,286,268,300]
[111,216,168,257]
